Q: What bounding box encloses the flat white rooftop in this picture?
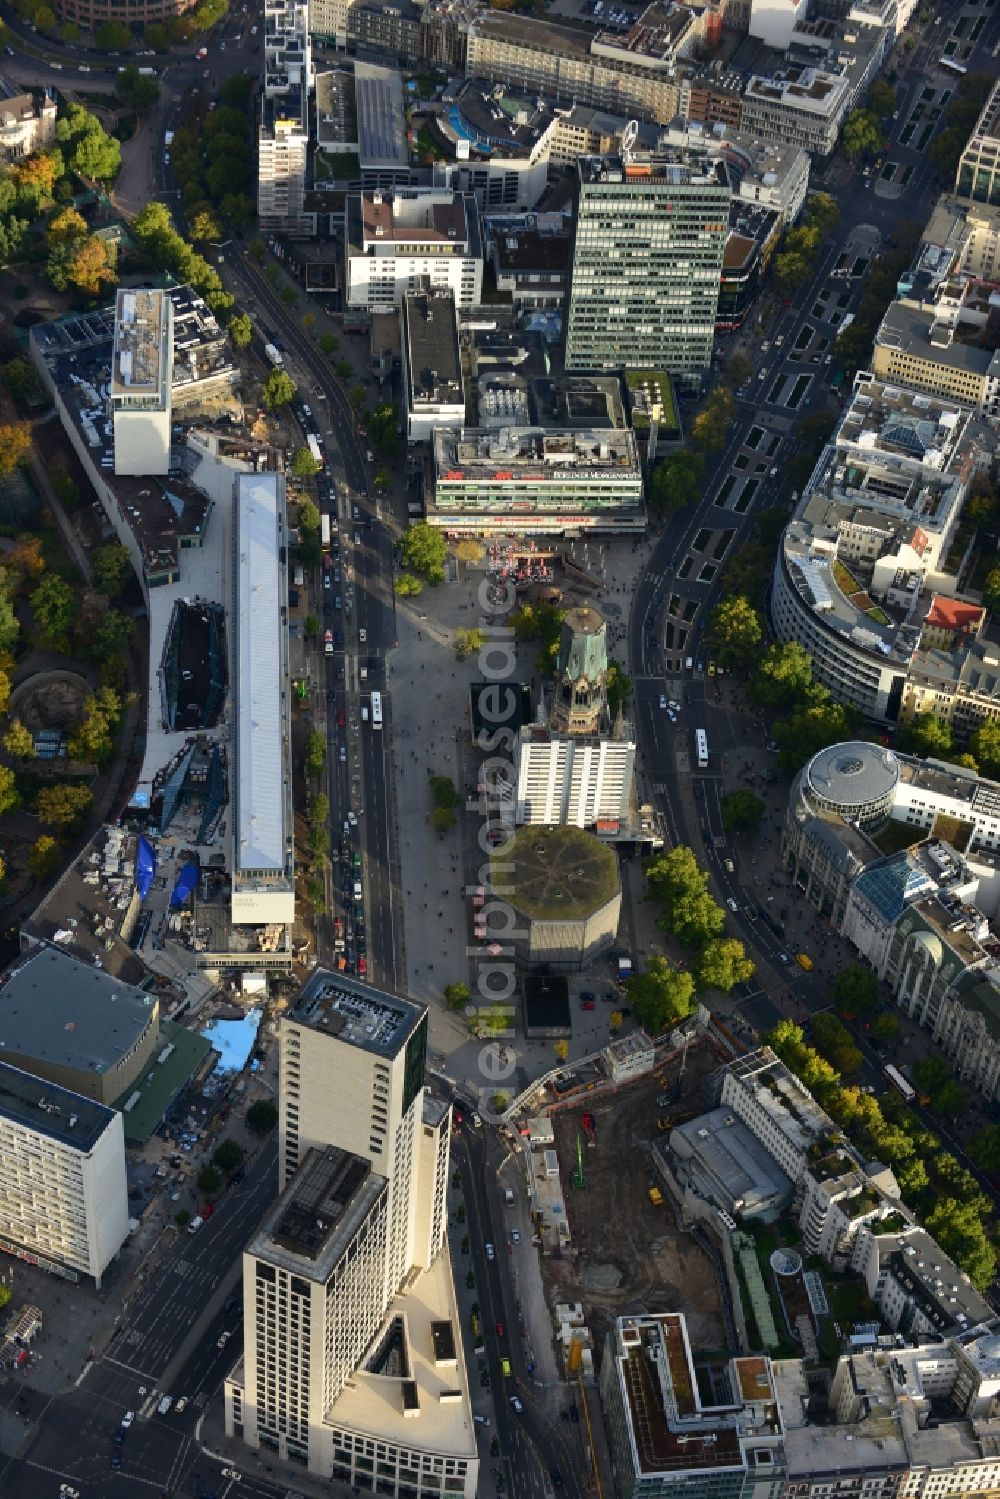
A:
[235,473,286,874]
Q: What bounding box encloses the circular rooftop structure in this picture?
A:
[494,826,620,971]
[804,741,900,830]
[770,1248,803,1279]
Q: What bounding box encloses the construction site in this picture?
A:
[529,1034,729,1355]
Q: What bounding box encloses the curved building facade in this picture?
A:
[53,0,193,22]
[800,743,900,831]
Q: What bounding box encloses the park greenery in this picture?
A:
[766,1018,995,1289]
[46,205,116,298]
[772,193,840,292]
[626,845,755,1033]
[131,202,233,315]
[167,74,255,231]
[400,522,448,585]
[928,73,996,179]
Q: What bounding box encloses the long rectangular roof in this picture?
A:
[235,473,286,873]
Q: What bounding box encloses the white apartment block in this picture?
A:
[515,728,635,829]
[0,89,57,160]
[0,1059,129,1288]
[717,1049,833,1184]
[748,0,809,50]
[111,288,173,477]
[345,190,484,309]
[740,66,852,158]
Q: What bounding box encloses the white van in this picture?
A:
[187,1215,204,1234]
[361,704,369,721]
[685,656,694,671]
[158,1396,173,1415]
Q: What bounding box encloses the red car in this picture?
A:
[580,999,596,1010]
[358,955,368,976]
[202,1203,214,1218]
[496,1321,505,1337]
[338,707,346,727]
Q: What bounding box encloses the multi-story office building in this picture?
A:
[429,424,645,535]
[225,973,473,1494]
[955,79,1000,207]
[231,473,295,926]
[259,0,313,235]
[564,152,729,384]
[748,0,809,49]
[873,293,1000,414]
[771,377,997,728]
[345,190,483,309]
[600,1313,786,1499]
[463,3,690,127]
[111,289,173,477]
[401,289,465,443]
[922,194,1000,282]
[740,66,852,158]
[0,1058,129,1287]
[776,1328,1000,1499]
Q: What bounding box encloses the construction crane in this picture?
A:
[572,1132,586,1189]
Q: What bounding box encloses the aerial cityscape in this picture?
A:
[0,0,999,1494]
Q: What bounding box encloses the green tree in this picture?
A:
[114,66,160,111]
[773,251,811,291]
[647,449,705,512]
[189,206,222,242]
[30,574,74,646]
[431,777,459,809]
[36,782,93,828]
[318,332,338,356]
[842,108,882,160]
[432,806,456,834]
[91,542,130,597]
[444,982,471,1011]
[290,446,321,478]
[867,80,896,120]
[395,572,422,596]
[27,833,59,877]
[607,662,632,721]
[751,641,814,708]
[55,103,121,181]
[969,720,1000,776]
[811,1013,862,1075]
[67,685,122,765]
[247,1099,278,1133]
[625,956,696,1034]
[803,192,839,236]
[212,1139,244,1174]
[144,20,169,46]
[721,352,752,390]
[645,845,725,946]
[707,595,762,668]
[694,936,754,993]
[2,358,41,404]
[367,403,400,459]
[454,626,485,659]
[966,481,998,531]
[773,695,859,776]
[228,311,253,349]
[0,764,20,816]
[0,422,32,475]
[871,1011,900,1042]
[831,963,879,1017]
[720,789,764,832]
[304,730,326,777]
[94,18,131,47]
[400,522,448,584]
[984,565,1000,613]
[897,711,953,759]
[925,1199,995,1289]
[261,368,296,409]
[197,1164,222,1194]
[969,1123,1000,1172]
[690,388,734,453]
[3,718,35,759]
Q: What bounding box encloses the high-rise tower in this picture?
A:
[564,150,730,385]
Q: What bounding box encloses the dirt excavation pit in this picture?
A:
[542,1042,727,1350]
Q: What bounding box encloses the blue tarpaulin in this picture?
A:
[135,836,156,901]
[170,862,199,908]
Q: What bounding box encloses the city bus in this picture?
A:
[306,432,323,466]
[695,728,709,769]
[938,55,967,74]
[883,1064,916,1102]
[320,513,331,552]
[370,690,382,730]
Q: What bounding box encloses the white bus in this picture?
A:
[938,55,967,74]
[320,513,331,552]
[883,1064,916,1102]
[307,433,323,466]
[370,690,382,730]
[695,729,708,769]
